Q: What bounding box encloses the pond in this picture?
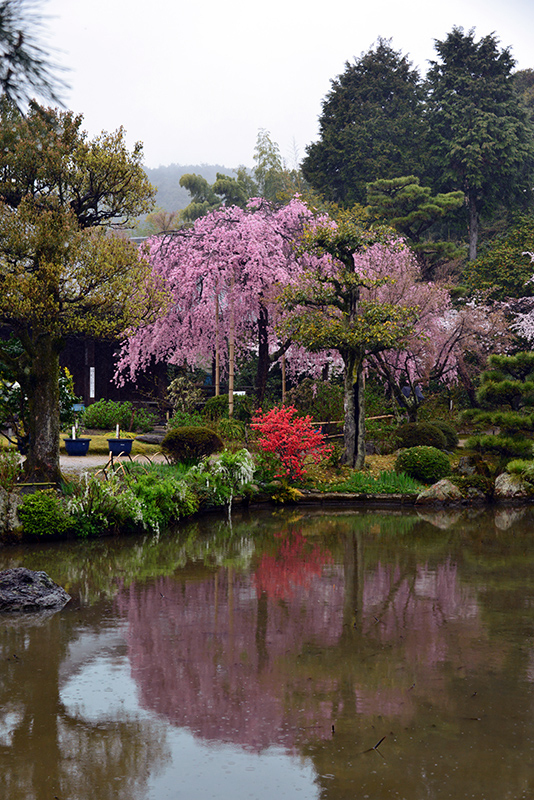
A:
[1,505,534,799]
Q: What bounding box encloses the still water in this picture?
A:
[1,505,534,799]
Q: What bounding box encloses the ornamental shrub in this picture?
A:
[18,491,71,538]
[66,472,146,537]
[251,405,332,482]
[81,400,158,433]
[161,426,224,464]
[202,393,254,423]
[395,446,450,484]
[394,422,447,451]
[186,448,255,508]
[429,420,459,451]
[286,377,344,423]
[128,472,199,529]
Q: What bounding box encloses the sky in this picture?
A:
[41,0,534,171]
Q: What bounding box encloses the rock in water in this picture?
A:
[0,568,71,612]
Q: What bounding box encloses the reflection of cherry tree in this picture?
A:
[117,566,343,753]
[253,530,333,600]
[116,530,491,759]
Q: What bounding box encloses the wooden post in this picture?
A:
[215,294,220,397]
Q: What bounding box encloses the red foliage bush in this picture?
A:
[251,405,332,481]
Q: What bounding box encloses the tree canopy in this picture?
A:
[301,38,427,206]
[279,213,419,467]
[0,102,159,483]
[426,27,534,260]
[365,176,464,277]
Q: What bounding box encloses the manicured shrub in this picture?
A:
[81,400,158,433]
[161,426,224,464]
[167,410,205,428]
[18,491,71,538]
[395,446,451,484]
[394,422,447,451]
[429,420,459,450]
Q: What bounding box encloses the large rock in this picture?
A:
[0,568,71,612]
[494,472,533,500]
[415,479,463,505]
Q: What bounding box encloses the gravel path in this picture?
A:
[60,452,166,475]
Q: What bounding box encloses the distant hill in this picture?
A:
[144,163,240,212]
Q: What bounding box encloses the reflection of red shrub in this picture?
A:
[253,531,333,600]
[251,405,332,480]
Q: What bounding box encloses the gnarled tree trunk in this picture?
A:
[23,333,62,485]
[342,351,366,469]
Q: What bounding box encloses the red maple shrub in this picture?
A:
[251,405,332,481]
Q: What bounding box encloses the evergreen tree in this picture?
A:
[279,213,418,469]
[365,175,464,277]
[426,27,534,261]
[179,169,253,222]
[462,216,534,300]
[301,38,427,206]
[465,352,534,463]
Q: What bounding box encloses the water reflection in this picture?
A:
[1,507,534,798]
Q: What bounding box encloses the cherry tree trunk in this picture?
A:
[342,352,366,469]
[24,334,62,485]
[255,305,269,404]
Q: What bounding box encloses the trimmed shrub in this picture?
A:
[167,410,205,428]
[18,491,71,538]
[81,400,158,433]
[429,420,459,450]
[162,426,224,464]
[394,422,447,451]
[395,446,451,484]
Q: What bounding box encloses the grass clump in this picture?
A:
[322,469,423,494]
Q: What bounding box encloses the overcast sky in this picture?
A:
[42,0,534,171]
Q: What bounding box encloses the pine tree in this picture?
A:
[465,352,534,463]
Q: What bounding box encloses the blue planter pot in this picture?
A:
[107,438,133,457]
[64,438,91,456]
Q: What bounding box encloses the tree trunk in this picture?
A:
[468,192,478,261]
[23,334,62,485]
[255,305,269,404]
[342,352,366,469]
